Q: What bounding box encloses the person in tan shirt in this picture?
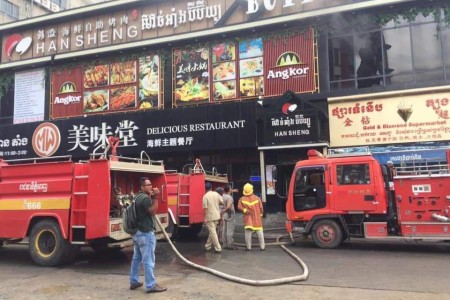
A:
[202,182,223,253]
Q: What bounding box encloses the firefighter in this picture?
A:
[238,183,265,251]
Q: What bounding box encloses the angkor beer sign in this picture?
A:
[263,29,316,95]
[328,90,450,147]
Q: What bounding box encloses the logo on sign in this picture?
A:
[54,81,81,105]
[32,123,61,157]
[59,81,76,93]
[281,103,298,115]
[4,34,32,57]
[267,51,309,80]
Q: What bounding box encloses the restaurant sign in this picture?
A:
[0,101,256,159]
[328,90,450,147]
[2,0,392,65]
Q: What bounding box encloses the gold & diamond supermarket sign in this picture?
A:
[328,88,450,147]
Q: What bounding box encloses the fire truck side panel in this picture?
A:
[0,161,74,239]
[189,173,207,224]
[0,211,70,239]
[151,174,169,216]
[84,160,111,239]
[165,173,180,223]
[394,175,450,223]
[329,159,388,214]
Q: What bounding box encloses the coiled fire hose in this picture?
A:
[154,217,309,286]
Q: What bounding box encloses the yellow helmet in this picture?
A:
[243,183,253,196]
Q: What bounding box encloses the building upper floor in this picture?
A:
[1,0,450,125]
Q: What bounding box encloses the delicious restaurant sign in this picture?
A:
[0,101,256,159]
[328,90,450,147]
[2,0,390,64]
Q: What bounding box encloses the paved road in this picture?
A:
[1,214,450,299]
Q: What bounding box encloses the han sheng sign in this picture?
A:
[2,0,408,65]
[1,0,223,63]
[328,87,450,147]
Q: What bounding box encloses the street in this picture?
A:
[1,214,450,300]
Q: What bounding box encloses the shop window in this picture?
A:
[355,32,384,89]
[328,10,450,91]
[329,36,355,81]
[441,27,450,79]
[412,23,443,73]
[383,26,413,85]
[0,0,18,19]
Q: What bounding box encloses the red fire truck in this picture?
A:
[285,149,450,249]
[166,159,229,237]
[0,153,170,266]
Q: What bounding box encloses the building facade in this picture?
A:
[1,0,450,212]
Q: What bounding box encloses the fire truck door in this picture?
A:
[333,163,378,212]
[292,167,326,212]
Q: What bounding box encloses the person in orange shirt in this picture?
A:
[238,183,265,251]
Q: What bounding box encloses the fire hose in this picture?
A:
[154,217,309,286]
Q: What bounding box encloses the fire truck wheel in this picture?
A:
[189,223,203,236]
[29,220,68,267]
[166,218,178,240]
[63,245,80,264]
[311,219,343,249]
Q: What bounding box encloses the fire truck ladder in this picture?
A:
[396,157,449,176]
[70,163,90,244]
[178,175,191,228]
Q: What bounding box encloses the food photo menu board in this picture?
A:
[172,31,316,106]
[173,46,210,104]
[51,54,160,119]
[212,41,237,101]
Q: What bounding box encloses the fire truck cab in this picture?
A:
[286,149,450,249]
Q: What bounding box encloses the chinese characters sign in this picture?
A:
[328,90,450,147]
[0,101,256,159]
[2,0,223,64]
[261,109,319,146]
